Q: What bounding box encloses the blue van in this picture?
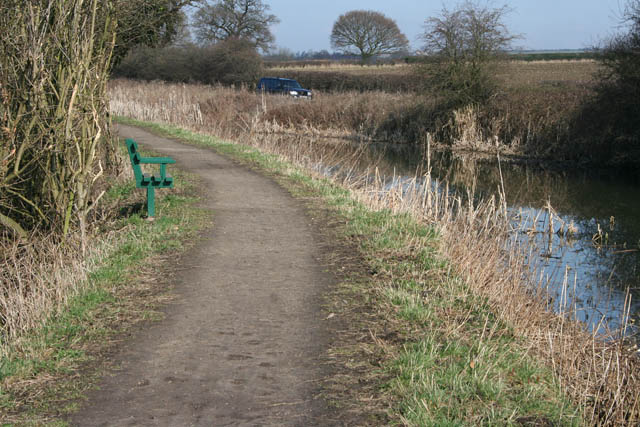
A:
[257,77,312,99]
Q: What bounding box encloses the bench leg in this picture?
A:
[147,186,156,218]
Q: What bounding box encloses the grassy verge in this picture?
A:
[0,147,209,425]
[116,117,581,425]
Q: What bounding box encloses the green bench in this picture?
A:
[125,138,176,218]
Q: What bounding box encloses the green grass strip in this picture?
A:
[0,148,209,425]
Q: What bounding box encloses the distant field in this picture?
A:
[265,51,598,70]
[265,59,600,93]
[498,60,599,88]
[507,51,599,61]
[266,62,411,75]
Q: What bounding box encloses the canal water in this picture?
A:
[322,139,640,336]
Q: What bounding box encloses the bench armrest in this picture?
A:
[139,156,176,165]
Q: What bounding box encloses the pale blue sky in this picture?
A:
[265,0,627,53]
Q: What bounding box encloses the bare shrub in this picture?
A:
[112,41,264,87]
[572,0,640,166]
[0,0,115,241]
[421,1,519,105]
[198,39,264,86]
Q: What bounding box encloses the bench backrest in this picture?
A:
[125,138,144,185]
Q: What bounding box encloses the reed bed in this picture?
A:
[108,79,416,140]
[109,76,590,160]
[0,157,132,355]
[0,235,88,347]
[109,79,640,425]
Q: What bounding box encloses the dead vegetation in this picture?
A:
[108,74,592,159]
[110,79,640,424]
[1,235,92,344]
[0,158,133,356]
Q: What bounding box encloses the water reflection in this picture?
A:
[316,137,640,335]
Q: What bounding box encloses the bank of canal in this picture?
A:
[319,139,640,335]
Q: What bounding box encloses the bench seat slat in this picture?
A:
[139,157,176,165]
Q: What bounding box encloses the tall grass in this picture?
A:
[110,80,640,425]
[109,75,593,161]
[108,79,413,140]
[0,161,133,354]
[0,235,90,343]
[259,61,600,162]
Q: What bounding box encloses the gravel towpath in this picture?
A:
[70,125,337,426]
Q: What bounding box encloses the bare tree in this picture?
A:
[421,1,518,104]
[330,10,409,63]
[573,0,640,164]
[193,0,279,52]
[597,0,640,84]
[171,11,194,47]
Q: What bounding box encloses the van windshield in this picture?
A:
[282,80,302,89]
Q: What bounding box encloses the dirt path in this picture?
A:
[70,125,338,426]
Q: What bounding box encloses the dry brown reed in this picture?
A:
[261,60,598,159]
[109,78,416,140]
[109,79,640,425]
[0,158,132,356]
[109,75,591,160]
[0,235,90,349]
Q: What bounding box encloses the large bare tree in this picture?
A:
[193,0,279,52]
[330,10,409,63]
[421,1,518,104]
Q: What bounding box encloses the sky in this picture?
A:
[263,0,628,53]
